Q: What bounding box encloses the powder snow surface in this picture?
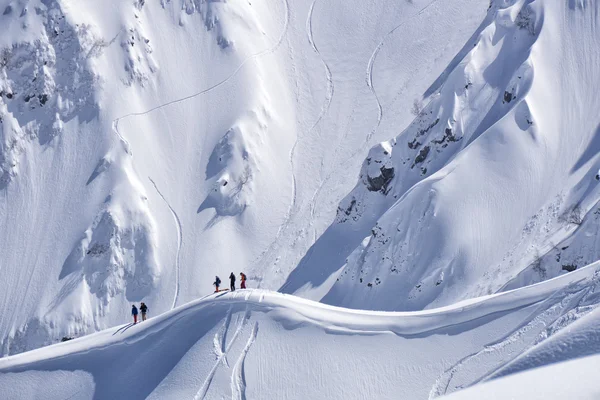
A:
[2,261,600,399]
[2,0,600,398]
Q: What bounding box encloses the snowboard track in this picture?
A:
[365,0,444,142]
[429,284,598,398]
[111,0,289,129]
[306,0,449,233]
[148,176,183,310]
[252,0,336,287]
[108,0,290,289]
[194,307,251,400]
[231,322,259,400]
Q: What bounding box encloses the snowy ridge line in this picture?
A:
[2,261,599,370]
[110,0,289,129]
[365,0,444,142]
[148,176,183,310]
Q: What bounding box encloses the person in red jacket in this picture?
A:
[240,272,247,289]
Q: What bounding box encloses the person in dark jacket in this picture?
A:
[140,302,148,321]
[131,304,138,324]
[240,272,247,289]
[214,276,221,292]
[229,272,236,291]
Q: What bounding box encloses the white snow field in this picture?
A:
[0,0,490,353]
[441,354,600,400]
[294,0,600,312]
[1,260,600,399]
[2,0,600,398]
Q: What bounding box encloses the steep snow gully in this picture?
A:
[2,261,600,399]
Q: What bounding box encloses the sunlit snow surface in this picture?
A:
[2,0,600,398]
[1,261,600,399]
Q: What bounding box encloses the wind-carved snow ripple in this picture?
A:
[429,284,600,398]
[148,177,183,309]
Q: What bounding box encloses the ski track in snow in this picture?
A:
[306,0,334,132]
[108,0,290,289]
[111,0,289,130]
[306,0,447,226]
[109,0,289,149]
[111,322,134,336]
[194,308,250,400]
[365,0,443,142]
[429,286,595,398]
[230,322,259,400]
[148,177,183,310]
[252,0,335,286]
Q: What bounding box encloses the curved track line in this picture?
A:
[110,0,290,144]
[251,0,335,286]
[306,0,334,131]
[149,177,183,310]
[194,309,250,400]
[429,286,592,398]
[307,0,445,229]
[231,322,259,400]
[115,0,289,123]
[365,0,443,142]
[109,0,290,291]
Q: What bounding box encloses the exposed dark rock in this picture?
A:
[367,166,395,194]
[408,138,421,149]
[416,118,440,137]
[413,146,430,166]
[503,91,513,103]
[38,94,48,106]
[562,264,577,272]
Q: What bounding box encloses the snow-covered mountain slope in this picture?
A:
[281,0,600,311]
[0,0,495,354]
[440,353,600,400]
[2,260,600,399]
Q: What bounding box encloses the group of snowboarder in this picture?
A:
[214,272,247,292]
[131,302,148,324]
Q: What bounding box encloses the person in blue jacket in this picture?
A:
[132,304,138,324]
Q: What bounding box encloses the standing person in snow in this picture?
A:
[131,304,138,324]
[140,302,148,321]
[214,276,221,292]
[229,272,236,291]
[240,272,247,289]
